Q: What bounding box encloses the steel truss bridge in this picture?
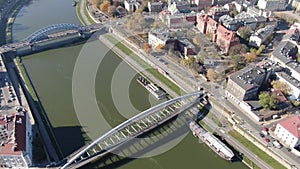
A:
[0,23,105,54]
[60,91,205,169]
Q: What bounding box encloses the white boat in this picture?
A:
[189,121,234,160]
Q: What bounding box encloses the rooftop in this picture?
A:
[273,40,298,63]
[276,71,300,88]
[0,112,27,156]
[278,115,300,138]
[252,24,275,39]
[229,59,277,91]
[149,28,170,40]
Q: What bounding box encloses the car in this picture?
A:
[259,133,265,138]
[262,130,268,135]
[263,127,269,131]
[264,138,270,142]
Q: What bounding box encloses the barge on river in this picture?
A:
[189,121,234,161]
[137,76,166,100]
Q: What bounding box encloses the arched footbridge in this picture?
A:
[59,91,206,169]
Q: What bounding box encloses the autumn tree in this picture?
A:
[271,80,291,95]
[259,92,279,110]
[135,6,144,13]
[256,45,266,56]
[238,26,252,41]
[107,6,117,16]
[245,52,257,63]
[250,48,257,53]
[206,68,217,82]
[100,0,111,13]
[143,43,151,53]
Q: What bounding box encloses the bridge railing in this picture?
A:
[60,91,203,169]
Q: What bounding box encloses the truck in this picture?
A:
[273,140,282,148]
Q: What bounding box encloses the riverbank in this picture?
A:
[15,57,63,162]
[0,0,31,44]
[1,0,64,163]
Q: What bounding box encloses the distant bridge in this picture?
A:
[0,23,105,54]
[59,91,205,169]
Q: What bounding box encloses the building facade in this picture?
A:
[274,116,300,148]
[148,29,170,48]
[148,1,163,13]
[196,14,239,54]
[249,25,275,48]
[0,112,32,168]
[257,0,287,11]
[124,0,141,12]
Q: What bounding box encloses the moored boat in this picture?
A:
[189,121,234,160]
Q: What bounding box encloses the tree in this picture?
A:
[100,0,111,12]
[229,44,248,55]
[256,45,266,55]
[180,56,195,68]
[143,43,151,53]
[256,23,265,31]
[135,6,144,13]
[231,54,245,71]
[229,10,238,17]
[107,6,117,16]
[206,68,217,82]
[259,92,279,110]
[245,52,257,62]
[271,80,291,95]
[250,48,257,53]
[238,26,252,41]
[197,50,207,64]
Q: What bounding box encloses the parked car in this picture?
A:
[264,138,270,143]
[259,133,265,138]
[263,127,268,131]
[262,130,268,136]
[273,140,282,148]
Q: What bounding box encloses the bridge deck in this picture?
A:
[60,91,204,169]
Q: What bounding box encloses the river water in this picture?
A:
[12,0,247,168]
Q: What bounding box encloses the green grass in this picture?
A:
[104,34,182,96]
[198,120,214,133]
[76,0,96,25]
[229,130,286,169]
[207,113,222,127]
[243,156,261,169]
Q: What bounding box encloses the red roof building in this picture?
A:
[196,14,239,54]
[274,116,300,148]
[216,25,240,54]
[0,112,32,168]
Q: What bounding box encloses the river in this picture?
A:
[12,0,247,168]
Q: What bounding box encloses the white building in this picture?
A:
[148,29,170,48]
[0,112,32,168]
[292,0,300,11]
[249,25,275,48]
[274,116,300,148]
[148,1,163,13]
[124,0,141,12]
[257,0,287,11]
[276,72,300,100]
